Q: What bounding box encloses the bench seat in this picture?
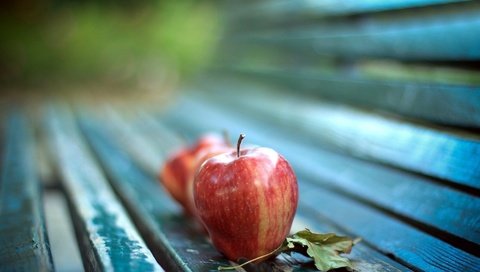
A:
[1,0,479,271]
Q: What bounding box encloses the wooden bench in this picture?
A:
[1,1,480,271]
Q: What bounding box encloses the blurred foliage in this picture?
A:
[0,0,220,90]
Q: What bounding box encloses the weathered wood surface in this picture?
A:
[0,113,54,271]
[79,109,411,272]
[101,108,165,175]
[227,1,480,60]
[45,107,162,272]
[160,97,480,271]
[123,111,414,272]
[1,1,478,271]
[192,87,480,191]
[79,114,238,272]
[211,68,480,128]
[179,92,480,248]
[228,0,466,22]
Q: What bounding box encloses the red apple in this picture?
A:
[160,133,230,215]
[186,145,234,218]
[194,134,298,261]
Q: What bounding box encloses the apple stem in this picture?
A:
[237,133,246,158]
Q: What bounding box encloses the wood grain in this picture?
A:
[227,2,480,60]
[45,106,162,272]
[0,112,54,271]
[160,97,480,271]
[213,68,480,128]
[174,96,480,248]
[78,115,237,272]
[228,0,465,22]
[79,110,411,272]
[197,87,480,191]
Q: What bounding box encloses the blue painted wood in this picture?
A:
[45,107,162,272]
[100,109,165,175]
[79,111,411,272]
[165,97,480,248]
[195,86,480,191]
[213,67,480,128]
[0,112,54,271]
[77,114,241,272]
[292,212,411,272]
[299,182,480,272]
[229,0,465,21]
[96,110,184,176]
[229,2,480,60]
[160,97,480,271]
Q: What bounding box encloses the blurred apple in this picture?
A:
[160,133,230,215]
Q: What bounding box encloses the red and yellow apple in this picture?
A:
[194,134,298,261]
[160,133,230,215]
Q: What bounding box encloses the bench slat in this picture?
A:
[229,2,480,60]
[126,113,412,272]
[229,0,465,22]
[45,107,162,271]
[214,67,480,128]
[130,111,184,154]
[77,115,245,272]
[102,109,165,175]
[299,182,480,272]
[0,113,54,271]
[293,211,411,272]
[171,98,480,246]
[197,87,480,191]
[161,97,480,271]
[80,110,411,272]
[99,110,183,176]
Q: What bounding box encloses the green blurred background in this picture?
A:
[0,0,220,99]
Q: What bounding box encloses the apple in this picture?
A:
[185,144,234,218]
[160,133,230,215]
[194,134,298,261]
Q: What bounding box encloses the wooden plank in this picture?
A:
[213,67,480,128]
[101,108,165,175]
[165,97,480,248]
[229,1,480,60]
[129,117,412,272]
[193,87,480,191]
[79,111,411,272]
[292,212,411,272]
[0,112,54,271]
[92,109,183,177]
[132,111,185,152]
[160,98,480,271]
[45,107,162,272]
[298,182,480,272]
[228,0,465,22]
[77,115,243,272]
[214,53,480,86]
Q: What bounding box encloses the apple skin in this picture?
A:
[194,147,298,261]
[186,145,234,218]
[160,147,195,211]
[160,134,229,215]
